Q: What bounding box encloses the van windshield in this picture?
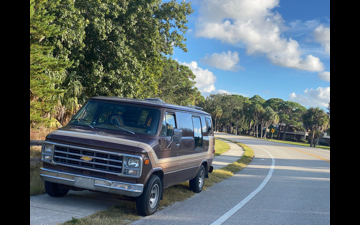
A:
[69,101,161,135]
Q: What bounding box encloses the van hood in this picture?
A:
[46,126,157,155]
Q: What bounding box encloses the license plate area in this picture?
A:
[74,177,95,189]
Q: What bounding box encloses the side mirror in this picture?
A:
[172,128,182,143]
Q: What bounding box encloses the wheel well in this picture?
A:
[202,161,209,178]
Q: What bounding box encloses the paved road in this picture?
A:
[132,133,330,225]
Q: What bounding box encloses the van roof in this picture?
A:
[90,96,210,115]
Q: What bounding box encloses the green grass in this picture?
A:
[214,138,230,156]
[266,139,330,150]
[30,162,45,196]
[30,146,42,158]
[61,138,254,225]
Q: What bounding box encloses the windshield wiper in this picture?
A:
[71,118,94,130]
[113,124,135,135]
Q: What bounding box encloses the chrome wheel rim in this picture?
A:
[149,184,159,208]
[198,169,205,189]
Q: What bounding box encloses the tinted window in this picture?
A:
[161,113,176,136]
[205,118,213,135]
[192,117,203,149]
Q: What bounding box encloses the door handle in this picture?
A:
[175,143,180,148]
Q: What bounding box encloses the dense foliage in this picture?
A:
[201,94,330,147]
[30,0,194,126]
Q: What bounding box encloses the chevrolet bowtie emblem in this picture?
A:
[81,156,93,162]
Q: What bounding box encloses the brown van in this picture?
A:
[40,96,214,216]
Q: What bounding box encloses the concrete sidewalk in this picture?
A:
[30,136,244,225]
[212,138,244,170]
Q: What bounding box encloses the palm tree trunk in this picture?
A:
[282,124,288,140]
[310,129,315,147]
[215,117,217,132]
[264,122,269,139]
[236,119,238,135]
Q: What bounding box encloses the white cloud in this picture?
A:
[201,51,241,71]
[216,89,232,95]
[289,87,330,107]
[318,71,330,82]
[181,61,217,94]
[314,25,330,54]
[195,0,324,72]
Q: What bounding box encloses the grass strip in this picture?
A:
[62,138,254,225]
[266,139,330,150]
[214,138,230,156]
[30,162,45,196]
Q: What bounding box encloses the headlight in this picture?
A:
[41,144,54,163]
[42,144,54,154]
[127,157,140,168]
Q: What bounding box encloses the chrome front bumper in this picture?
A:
[40,168,144,197]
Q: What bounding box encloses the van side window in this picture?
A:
[161,113,176,136]
[192,117,203,149]
[205,118,212,135]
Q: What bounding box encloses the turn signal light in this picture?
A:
[144,159,150,165]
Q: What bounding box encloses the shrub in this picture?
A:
[285,138,298,142]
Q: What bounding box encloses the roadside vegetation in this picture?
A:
[30,146,42,158]
[61,138,253,225]
[201,95,330,148]
[266,139,330,150]
[30,162,45,196]
[214,138,230,156]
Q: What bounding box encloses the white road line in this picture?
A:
[210,145,275,225]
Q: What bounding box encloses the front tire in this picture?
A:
[189,165,205,193]
[44,181,69,197]
[136,175,162,216]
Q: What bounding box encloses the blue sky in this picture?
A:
[170,0,330,109]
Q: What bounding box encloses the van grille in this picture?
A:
[53,145,123,175]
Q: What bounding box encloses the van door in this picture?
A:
[158,112,180,187]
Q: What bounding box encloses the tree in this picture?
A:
[251,103,265,138]
[232,106,243,135]
[67,0,194,100]
[326,102,330,136]
[214,106,223,132]
[154,58,202,106]
[30,0,72,126]
[303,107,329,147]
[262,106,279,139]
[278,101,306,140]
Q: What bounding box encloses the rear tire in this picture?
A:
[44,181,69,197]
[136,175,162,216]
[189,165,205,193]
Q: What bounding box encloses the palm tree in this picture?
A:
[214,106,223,132]
[262,106,279,139]
[303,107,329,147]
[251,103,265,138]
[232,106,243,135]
